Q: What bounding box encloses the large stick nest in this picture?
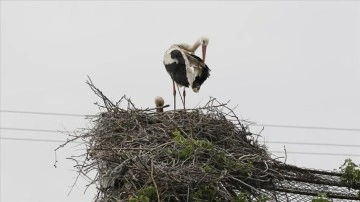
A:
[59,78,360,202]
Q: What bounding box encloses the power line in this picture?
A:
[0,109,90,117]
[0,137,82,144]
[271,151,360,157]
[1,136,360,157]
[0,127,88,133]
[266,141,360,148]
[251,123,360,132]
[1,127,360,148]
[0,127,68,133]
[2,126,359,137]
[2,109,360,132]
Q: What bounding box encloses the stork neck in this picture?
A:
[179,39,202,53]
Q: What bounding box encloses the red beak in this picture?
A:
[202,45,207,63]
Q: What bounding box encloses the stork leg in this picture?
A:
[182,88,186,110]
[172,80,176,111]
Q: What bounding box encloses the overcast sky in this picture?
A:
[1,1,359,202]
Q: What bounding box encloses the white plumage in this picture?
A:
[163,37,211,110]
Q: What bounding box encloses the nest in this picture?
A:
[59,78,360,202]
[90,103,276,201]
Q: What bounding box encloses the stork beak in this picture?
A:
[202,45,207,63]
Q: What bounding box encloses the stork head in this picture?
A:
[192,80,201,93]
[155,96,165,107]
[154,96,165,112]
[199,36,209,62]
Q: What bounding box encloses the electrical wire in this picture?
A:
[1,136,359,157]
[251,123,360,132]
[266,141,360,148]
[0,137,82,144]
[1,111,360,157]
[0,127,67,133]
[0,109,90,117]
[271,151,360,157]
[1,127,360,148]
[2,109,360,132]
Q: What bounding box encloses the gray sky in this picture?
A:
[1,1,360,202]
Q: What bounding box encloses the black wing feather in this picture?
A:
[185,53,211,89]
[164,49,189,87]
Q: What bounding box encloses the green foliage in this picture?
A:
[312,193,330,202]
[231,193,269,202]
[172,130,214,159]
[213,151,254,177]
[357,190,360,198]
[129,195,150,202]
[233,192,248,202]
[173,130,186,143]
[339,159,360,186]
[129,186,156,202]
[214,151,227,164]
[172,130,256,201]
[235,162,254,177]
[172,130,254,178]
[203,164,216,173]
[193,184,218,202]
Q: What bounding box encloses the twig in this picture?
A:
[229,176,270,197]
[151,159,161,202]
[283,145,287,164]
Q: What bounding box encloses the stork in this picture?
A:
[163,36,210,110]
[154,96,165,113]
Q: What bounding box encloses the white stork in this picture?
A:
[163,36,210,110]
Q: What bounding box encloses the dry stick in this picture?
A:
[86,76,117,110]
[54,150,58,168]
[138,105,171,112]
[126,96,138,110]
[115,95,127,106]
[191,103,227,111]
[221,104,247,131]
[186,185,190,202]
[283,145,287,164]
[151,159,161,202]
[54,135,83,167]
[67,153,90,196]
[256,127,265,143]
[164,112,189,137]
[229,176,270,197]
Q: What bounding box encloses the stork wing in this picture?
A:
[184,52,208,70]
[184,51,211,82]
[174,45,211,78]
